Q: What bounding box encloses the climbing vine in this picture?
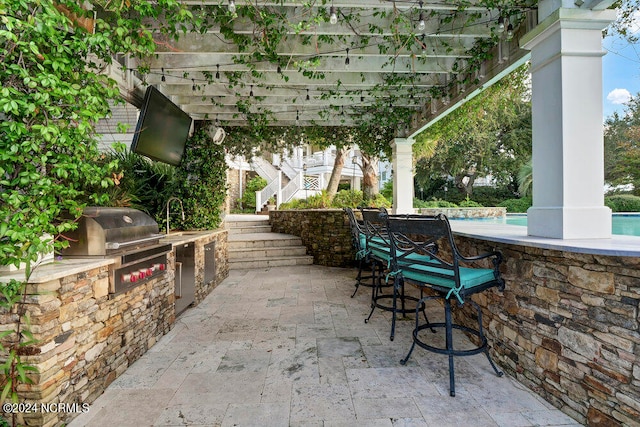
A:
[0,0,193,423]
[153,0,537,135]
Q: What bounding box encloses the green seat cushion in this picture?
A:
[359,233,367,250]
[401,262,496,292]
[368,237,390,261]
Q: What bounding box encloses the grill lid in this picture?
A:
[63,207,163,256]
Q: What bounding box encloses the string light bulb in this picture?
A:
[192,79,196,91]
[216,64,220,79]
[506,23,514,40]
[417,12,426,32]
[306,89,310,101]
[345,48,350,69]
[417,1,425,32]
[228,0,236,14]
[296,110,299,124]
[277,65,282,74]
[497,16,505,33]
[161,68,166,82]
[329,6,338,25]
[249,85,254,97]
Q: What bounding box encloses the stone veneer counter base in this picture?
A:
[0,229,228,426]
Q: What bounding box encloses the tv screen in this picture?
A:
[131,86,192,166]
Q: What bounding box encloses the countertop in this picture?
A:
[450,222,640,257]
[159,229,225,246]
[0,229,226,284]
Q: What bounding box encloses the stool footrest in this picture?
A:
[412,323,487,357]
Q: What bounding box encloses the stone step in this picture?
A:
[228,245,308,259]
[228,233,303,249]
[225,220,270,230]
[228,225,273,234]
[227,255,314,269]
[224,215,311,270]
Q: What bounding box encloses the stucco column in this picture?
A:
[391,138,414,214]
[521,7,616,239]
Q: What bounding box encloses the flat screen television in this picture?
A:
[130,86,193,166]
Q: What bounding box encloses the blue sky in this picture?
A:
[602,14,640,119]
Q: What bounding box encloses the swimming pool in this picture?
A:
[450,213,640,237]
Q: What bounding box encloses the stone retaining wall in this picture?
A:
[269,209,355,267]
[450,236,640,427]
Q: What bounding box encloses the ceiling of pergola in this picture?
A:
[137,0,539,135]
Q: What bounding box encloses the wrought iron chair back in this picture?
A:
[344,207,363,252]
[344,207,374,298]
[385,213,504,303]
[359,207,391,266]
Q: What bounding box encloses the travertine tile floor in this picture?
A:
[69,265,581,427]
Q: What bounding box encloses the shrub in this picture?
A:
[279,190,390,210]
[499,197,532,213]
[458,197,483,207]
[605,194,640,212]
[332,190,364,208]
[415,199,458,208]
[94,148,176,217]
[305,191,333,208]
[171,126,228,230]
[380,180,393,200]
[466,186,517,206]
[367,193,392,208]
[240,176,268,212]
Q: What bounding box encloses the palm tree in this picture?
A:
[518,158,533,197]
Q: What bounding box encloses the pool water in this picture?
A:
[451,214,640,237]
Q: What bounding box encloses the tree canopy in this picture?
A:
[412,64,532,197]
[604,93,640,194]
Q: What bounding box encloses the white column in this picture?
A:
[391,138,414,215]
[520,7,616,239]
[352,175,361,191]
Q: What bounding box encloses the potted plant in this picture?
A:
[267,196,277,211]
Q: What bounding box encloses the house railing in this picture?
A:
[278,159,298,180]
[304,174,322,190]
[251,156,278,182]
[255,171,282,212]
[280,172,303,206]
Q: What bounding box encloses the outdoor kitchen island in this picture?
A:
[0,228,228,427]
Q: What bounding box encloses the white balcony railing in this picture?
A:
[255,171,282,212]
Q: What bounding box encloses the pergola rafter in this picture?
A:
[130,0,538,130]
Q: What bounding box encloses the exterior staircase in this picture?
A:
[225,214,314,269]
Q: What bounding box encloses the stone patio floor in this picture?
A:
[69,265,582,426]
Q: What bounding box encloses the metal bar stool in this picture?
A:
[360,207,429,341]
[385,213,505,396]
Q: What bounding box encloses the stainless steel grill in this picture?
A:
[63,207,172,294]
